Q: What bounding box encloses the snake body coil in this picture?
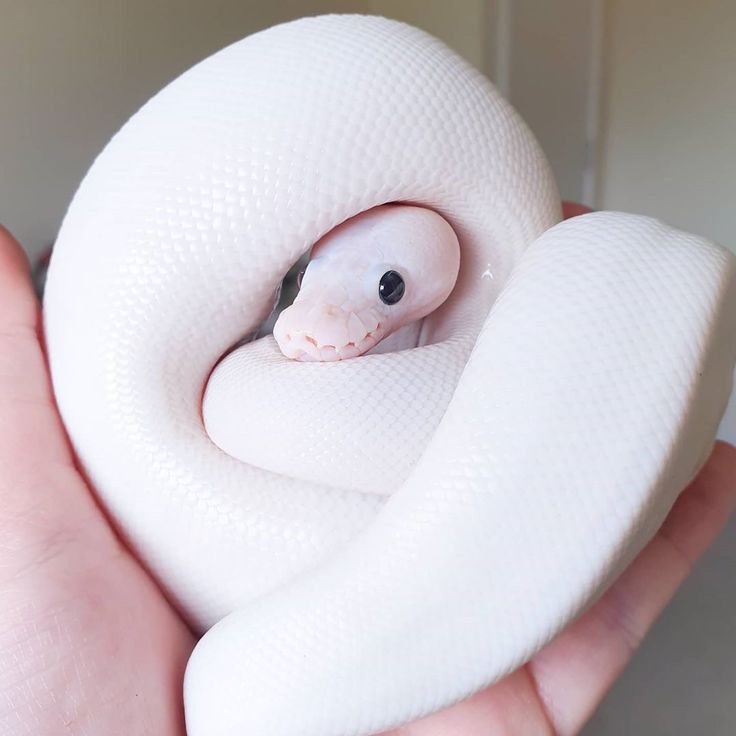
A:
[44,15,736,735]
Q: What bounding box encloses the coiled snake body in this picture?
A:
[43,15,736,736]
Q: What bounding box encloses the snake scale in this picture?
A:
[43,15,736,735]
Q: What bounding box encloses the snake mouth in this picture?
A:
[273,298,386,361]
[281,324,384,361]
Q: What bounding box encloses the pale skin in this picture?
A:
[0,204,734,735]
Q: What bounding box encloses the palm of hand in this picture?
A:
[0,223,733,735]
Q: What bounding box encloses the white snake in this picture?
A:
[43,15,736,736]
[273,204,460,362]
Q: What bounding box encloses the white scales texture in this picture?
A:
[43,15,736,736]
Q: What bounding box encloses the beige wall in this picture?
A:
[0,0,366,260]
[7,1,734,253]
[504,0,600,203]
[369,0,489,73]
[0,1,533,260]
[0,1,495,260]
[599,0,736,250]
[372,0,600,204]
[598,0,736,443]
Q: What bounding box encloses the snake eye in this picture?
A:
[296,271,305,289]
[378,270,405,305]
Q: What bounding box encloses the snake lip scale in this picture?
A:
[43,14,736,736]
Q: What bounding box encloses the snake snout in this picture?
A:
[273,300,384,361]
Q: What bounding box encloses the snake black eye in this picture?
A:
[378,270,405,305]
[296,271,305,289]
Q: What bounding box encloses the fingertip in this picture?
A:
[0,224,29,266]
[712,438,736,457]
[695,440,736,508]
[0,225,38,331]
[561,202,593,220]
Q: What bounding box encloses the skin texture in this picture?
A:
[0,204,735,734]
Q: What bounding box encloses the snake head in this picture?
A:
[273,204,460,361]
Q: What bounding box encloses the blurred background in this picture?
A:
[1,1,734,732]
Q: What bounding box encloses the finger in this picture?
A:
[381,442,736,736]
[0,224,36,329]
[527,441,736,735]
[0,226,108,569]
[0,237,194,736]
[380,668,554,735]
[0,225,72,474]
[561,201,592,220]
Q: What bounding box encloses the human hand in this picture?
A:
[0,225,193,734]
[1,213,734,735]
